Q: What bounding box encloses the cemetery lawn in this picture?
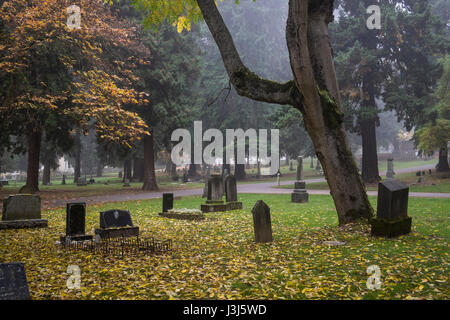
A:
[1,194,448,300]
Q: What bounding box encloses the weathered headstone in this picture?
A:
[370,179,412,237]
[162,193,174,213]
[386,158,395,179]
[252,201,273,243]
[0,195,47,229]
[77,177,87,186]
[207,175,223,201]
[95,209,139,239]
[296,156,303,181]
[289,160,294,171]
[123,179,131,187]
[225,174,238,202]
[316,158,321,171]
[61,203,92,242]
[0,263,31,300]
[291,165,309,204]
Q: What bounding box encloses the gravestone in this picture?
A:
[77,177,87,186]
[289,160,294,171]
[0,195,47,229]
[123,179,131,187]
[162,193,174,212]
[201,174,241,212]
[386,158,395,179]
[62,175,66,185]
[0,263,31,300]
[296,156,303,181]
[370,179,412,237]
[315,159,321,171]
[224,174,242,210]
[416,171,421,176]
[291,162,308,204]
[118,171,122,178]
[207,175,223,202]
[60,203,92,242]
[95,209,139,239]
[252,200,273,243]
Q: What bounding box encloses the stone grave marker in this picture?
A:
[163,193,174,213]
[224,174,242,210]
[296,156,303,181]
[386,158,395,179]
[95,209,139,239]
[61,203,92,242]
[207,175,223,201]
[252,200,273,243]
[0,195,47,229]
[0,263,31,300]
[370,179,412,237]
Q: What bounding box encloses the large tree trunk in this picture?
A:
[284,0,373,224]
[436,145,449,172]
[42,159,51,186]
[196,0,373,225]
[26,127,42,192]
[361,117,379,183]
[142,133,159,191]
[133,158,144,182]
[96,159,103,177]
[73,131,81,184]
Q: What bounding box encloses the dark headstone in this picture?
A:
[100,209,133,229]
[0,263,31,300]
[416,171,421,176]
[62,175,66,185]
[376,180,409,220]
[371,179,412,237]
[118,171,122,178]
[252,200,273,243]
[162,193,174,213]
[62,203,92,242]
[225,174,238,202]
[428,169,432,175]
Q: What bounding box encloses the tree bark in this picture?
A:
[73,131,81,184]
[26,127,42,192]
[436,145,449,172]
[142,133,159,191]
[96,159,103,177]
[361,117,380,183]
[195,0,373,224]
[42,159,51,185]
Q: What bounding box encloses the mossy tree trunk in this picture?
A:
[142,133,159,191]
[197,0,373,225]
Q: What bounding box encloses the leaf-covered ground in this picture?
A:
[1,194,448,300]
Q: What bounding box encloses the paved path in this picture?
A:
[42,164,449,209]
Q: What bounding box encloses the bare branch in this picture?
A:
[196,0,302,107]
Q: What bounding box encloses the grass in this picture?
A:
[1,194,448,300]
[277,171,450,193]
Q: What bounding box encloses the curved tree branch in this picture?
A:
[196,0,302,107]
